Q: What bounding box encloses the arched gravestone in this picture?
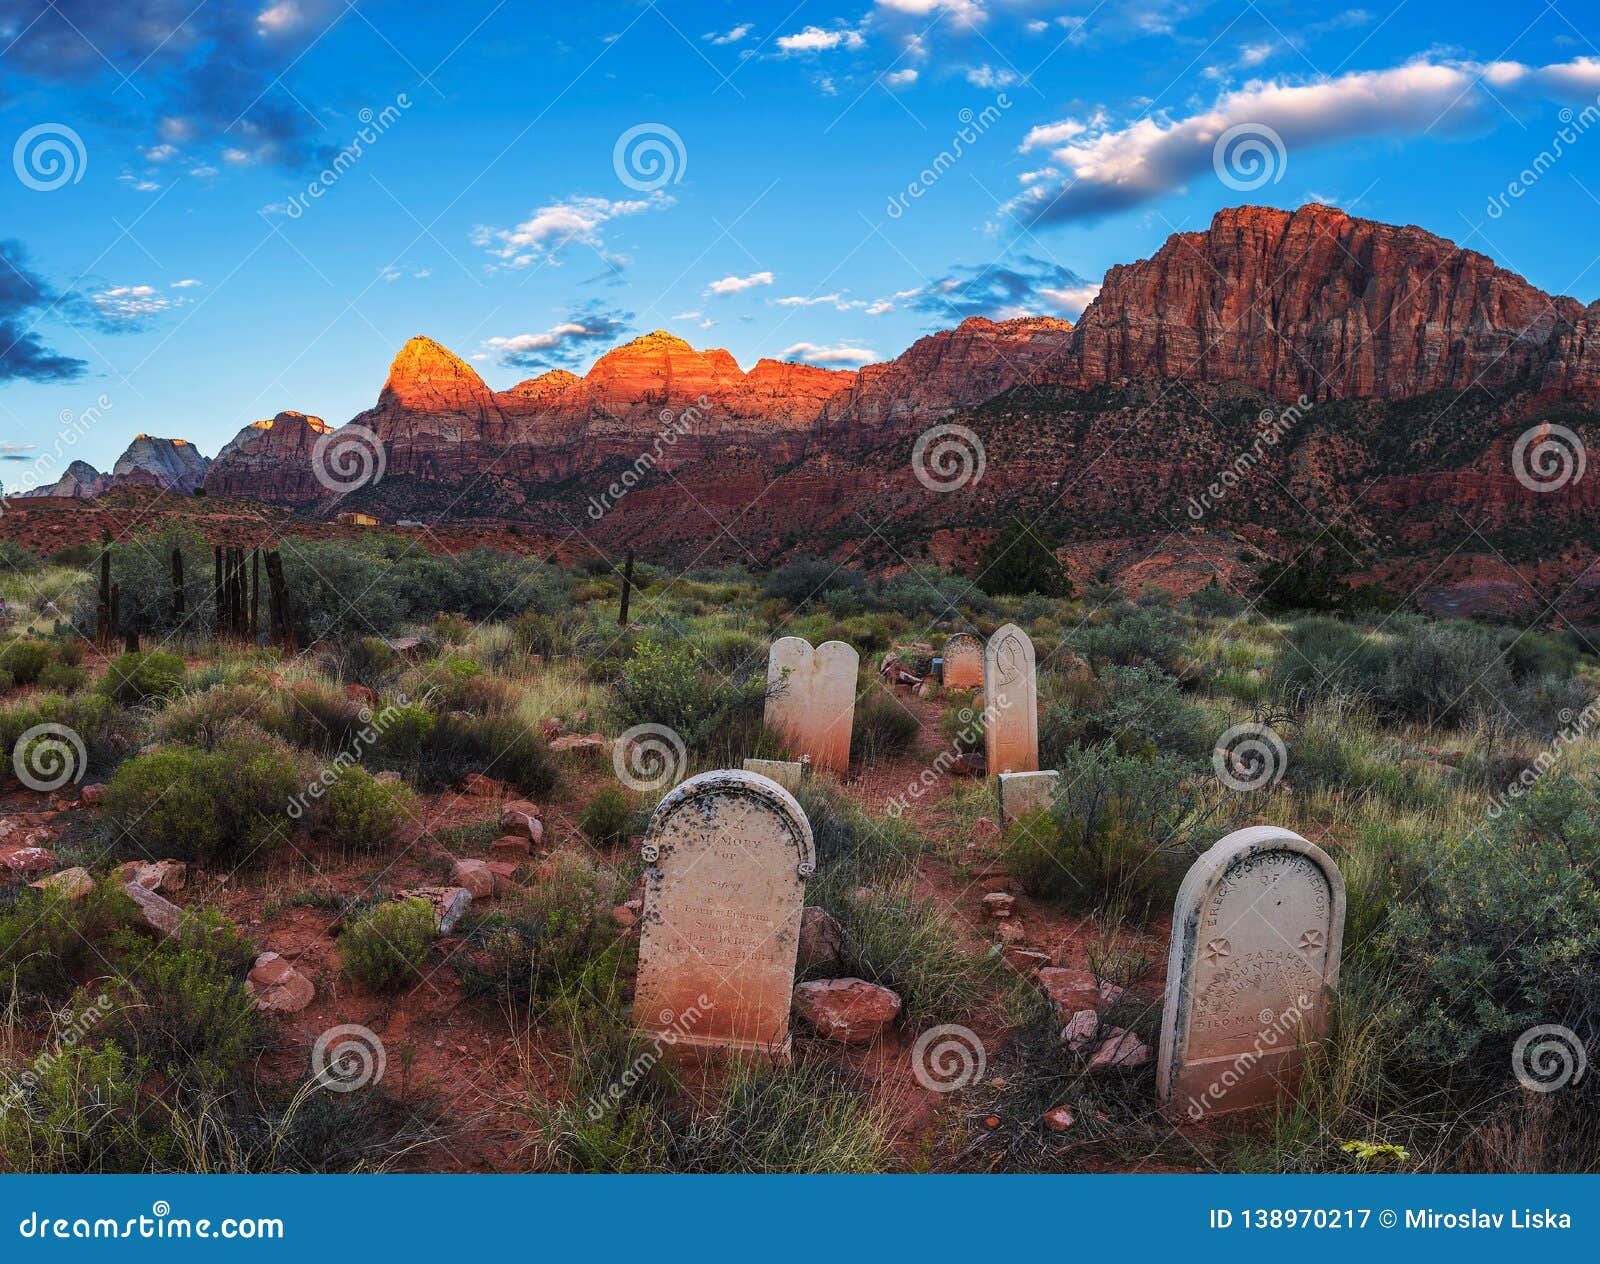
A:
[633,769,816,1059]
[764,637,859,775]
[942,633,984,689]
[983,623,1038,774]
[1157,826,1345,1120]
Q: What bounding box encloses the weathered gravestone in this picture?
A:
[765,637,858,775]
[634,769,816,1058]
[741,757,806,794]
[983,623,1038,774]
[1157,826,1345,1120]
[942,633,984,689]
[997,770,1060,826]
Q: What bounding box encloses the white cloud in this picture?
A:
[875,0,985,24]
[706,270,774,295]
[1040,282,1102,318]
[221,148,252,165]
[777,25,865,52]
[865,299,895,315]
[170,278,203,288]
[92,285,172,323]
[487,326,590,355]
[473,194,668,267]
[774,293,843,307]
[964,64,1017,88]
[117,175,161,192]
[781,341,878,366]
[885,68,918,86]
[257,2,305,35]
[671,310,703,320]
[142,143,178,162]
[1010,57,1600,224]
[705,23,752,44]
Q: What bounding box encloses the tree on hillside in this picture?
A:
[976,516,1074,598]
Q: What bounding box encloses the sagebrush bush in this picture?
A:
[320,767,415,851]
[0,639,53,686]
[613,638,766,759]
[0,1040,161,1173]
[579,787,634,846]
[413,711,557,797]
[0,884,130,1000]
[153,682,290,746]
[98,650,186,705]
[1040,664,1210,768]
[850,692,920,766]
[762,558,870,610]
[0,692,119,783]
[1070,602,1184,672]
[341,898,435,995]
[102,737,307,864]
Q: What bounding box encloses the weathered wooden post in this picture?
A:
[618,549,634,627]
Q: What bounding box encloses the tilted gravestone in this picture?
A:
[997,770,1060,826]
[1157,826,1345,1120]
[741,757,805,794]
[941,633,984,689]
[983,623,1038,774]
[633,769,816,1059]
[765,637,858,775]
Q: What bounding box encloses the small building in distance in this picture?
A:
[335,511,380,527]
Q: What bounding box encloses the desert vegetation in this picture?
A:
[0,528,1595,1173]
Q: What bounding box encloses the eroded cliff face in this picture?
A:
[204,412,333,501]
[110,435,210,493]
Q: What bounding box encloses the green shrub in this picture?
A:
[1070,602,1185,672]
[579,787,634,846]
[35,662,86,694]
[320,767,415,852]
[414,711,557,798]
[1004,743,1202,913]
[850,692,920,766]
[1384,622,1513,728]
[762,558,870,610]
[1185,577,1245,618]
[341,898,434,994]
[1041,665,1210,767]
[614,638,766,759]
[102,737,306,864]
[372,702,436,759]
[0,884,130,1000]
[98,650,186,705]
[152,682,290,747]
[976,517,1072,598]
[0,1040,161,1173]
[513,608,603,660]
[1269,616,1395,705]
[0,692,119,783]
[0,640,53,686]
[284,682,367,754]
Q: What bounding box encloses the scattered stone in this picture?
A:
[549,733,608,752]
[499,800,543,842]
[1038,967,1101,1021]
[983,1115,1001,1129]
[1060,1009,1100,1052]
[451,858,495,899]
[792,978,902,1044]
[1086,1027,1151,1074]
[29,866,94,901]
[1002,947,1051,975]
[396,886,472,934]
[115,859,187,894]
[245,951,315,1013]
[950,752,986,778]
[971,816,1001,847]
[540,717,562,741]
[0,845,59,882]
[611,904,638,930]
[486,860,519,895]
[344,683,378,708]
[374,770,402,785]
[489,834,532,861]
[461,773,508,798]
[915,679,933,699]
[994,920,1026,946]
[1042,1104,1077,1132]
[80,783,106,806]
[982,891,1015,918]
[797,906,846,971]
[124,881,186,937]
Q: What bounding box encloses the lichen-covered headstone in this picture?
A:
[1157,826,1345,1120]
[983,623,1038,774]
[942,633,984,689]
[997,770,1060,825]
[765,637,858,774]
[634,769,815,1058]
[741,757,805,793]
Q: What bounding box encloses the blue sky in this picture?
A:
[3,0,1600,476]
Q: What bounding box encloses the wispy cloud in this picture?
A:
[781,341,878,365]
[486,303,633,370]
[473,194,670,267]
[706,270,775,295]
[905,255,1098,321]
[705,22,753,45]
[777,25,865,52]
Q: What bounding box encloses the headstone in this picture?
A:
[742,757,806,794]
[1157,826,1345,1120]
[634,769,815,1058]
[942,633,984,689]
[764,637,858,775]
[997,770,1060,825]
[983,623,1038,774]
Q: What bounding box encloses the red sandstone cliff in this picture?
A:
[204,411,333,501]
